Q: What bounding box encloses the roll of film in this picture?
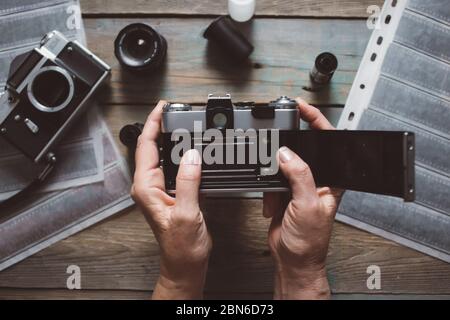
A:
[310,52,338,85]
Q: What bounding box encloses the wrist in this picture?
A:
[153,273,206,300]
[274,264,330,300]
[153,260,209,300]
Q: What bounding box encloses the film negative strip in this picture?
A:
[0,0,133,271]
[0,124,133,271]
[0,111,105,200]
[0,0,70,16]
[337,0,450,262]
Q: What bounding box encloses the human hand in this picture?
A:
[131,101,212,300]
[263,98,344,300]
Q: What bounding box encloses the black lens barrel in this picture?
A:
[114,23,167,72]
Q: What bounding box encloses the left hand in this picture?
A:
[131,101,212,300]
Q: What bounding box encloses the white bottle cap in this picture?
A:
[228,0,256,22]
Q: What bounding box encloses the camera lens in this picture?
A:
[28,66,74,113]
[213,112,228,129]
[115,23,167,72]
[123,33,155,63]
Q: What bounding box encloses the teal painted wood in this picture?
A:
[85,18,371,106]
[80,0,383,18]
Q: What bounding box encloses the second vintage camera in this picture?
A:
[0,31,110,164]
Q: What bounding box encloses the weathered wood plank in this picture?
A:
[0,203,449,294]
[85,18,370,105]
[80,0,383,18]
[1,288,449,300]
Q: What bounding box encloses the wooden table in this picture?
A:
[1,0,449,299]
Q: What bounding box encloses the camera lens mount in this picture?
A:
[27,66,74,113]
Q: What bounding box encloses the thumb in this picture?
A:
[175,149,202,213]
[278,147,317,202]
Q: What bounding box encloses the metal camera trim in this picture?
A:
[27,66,75,113]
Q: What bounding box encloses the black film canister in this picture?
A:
[204,16,254,62]
[114,23,167,72]
[310,52,338,85]
[119,123,144,150]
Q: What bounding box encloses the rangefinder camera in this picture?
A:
[0,31,110,164]
[159,94,415,201]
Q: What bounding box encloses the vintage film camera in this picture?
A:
[0,31,110,165]
[158,94,415,201]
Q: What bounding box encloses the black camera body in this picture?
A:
[160,95,416,201]
[0,31,110,163]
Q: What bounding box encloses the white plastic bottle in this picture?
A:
[228,0,256,22]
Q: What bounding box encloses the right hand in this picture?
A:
[263,98,344,300]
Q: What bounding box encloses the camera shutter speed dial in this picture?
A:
[269,96,298,109]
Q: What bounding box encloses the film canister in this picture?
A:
[204,16,254,62]
[310,52,338,85]
[119,123,144,150]
[114,23,167,72]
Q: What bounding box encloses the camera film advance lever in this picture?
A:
[0,30,111,210]
[121,95,415,201]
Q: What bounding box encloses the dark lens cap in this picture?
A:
[119,123,144,149]
[114,23,167,72]
[204,16,254,62]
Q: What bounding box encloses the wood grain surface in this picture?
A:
[0,204,449,296]
[80,0,384,18]
[1,0,449,300]
[84,17,370,105]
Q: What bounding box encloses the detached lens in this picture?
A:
[114,23,167,72]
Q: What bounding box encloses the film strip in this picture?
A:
[0,0,133,271]
[337,0,450,262]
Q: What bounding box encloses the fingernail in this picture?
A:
[279,147,293,163]
[295,97,306,104]
[157,100,167,108]
[181,149,201,165]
